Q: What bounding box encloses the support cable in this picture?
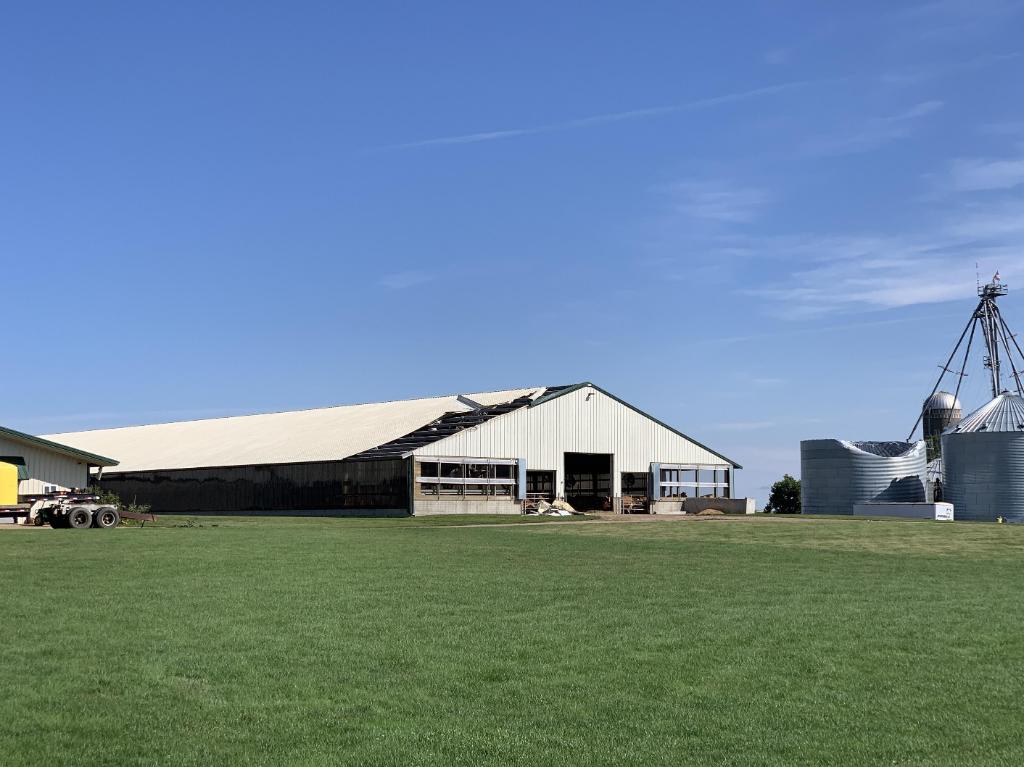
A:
[997,310,1024,396]
[952,320,977,409]
[906,300,982,442]
[995,308,1024,396]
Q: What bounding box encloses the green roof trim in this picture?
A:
[0,456,30,480]
[0,426,119,467]
[531,382,743,469]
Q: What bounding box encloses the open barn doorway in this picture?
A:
[564,452,612,511]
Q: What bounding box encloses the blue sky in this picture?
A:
[4,1,1024,497]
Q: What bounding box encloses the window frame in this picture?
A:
[656,463,731,499]
[416,456,520,500]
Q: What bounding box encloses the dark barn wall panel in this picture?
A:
[99,459,409,513]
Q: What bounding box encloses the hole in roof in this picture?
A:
[851,441,916,457]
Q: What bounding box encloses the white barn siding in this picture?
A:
[412,385,732,497]
[0,435,92,495]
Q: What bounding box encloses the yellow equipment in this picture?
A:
[0,461,18,506]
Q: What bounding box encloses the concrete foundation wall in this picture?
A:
[685,497,756,515]
[414,499,522,516]
[651,499,685,514]
[154,508,410,518]
[852,502,954,520]
[651,498,755,515]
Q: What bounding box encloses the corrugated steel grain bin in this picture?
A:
[942,393,1024,522]
[800,439,927,515]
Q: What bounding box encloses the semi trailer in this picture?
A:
[0,491,121,528]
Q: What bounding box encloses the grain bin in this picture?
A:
[942,393,1024,522]
[922,391,962,462]
[800,439,927,515]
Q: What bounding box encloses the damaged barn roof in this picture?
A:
[43,387,549,473]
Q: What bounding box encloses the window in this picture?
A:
[657,465,729,500]
[621,472,647,497]
[526,471,554,500]
[441,463,464,479]
[717,470,731,498]
[417,457,519,500]
[465,463,488,480]
[659,466,698,498]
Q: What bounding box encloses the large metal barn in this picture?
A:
[45,383,741,516]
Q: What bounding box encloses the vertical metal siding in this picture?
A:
[411,385,732,497]
[801,440,927,515]
[943,432,1024,522]
[0,436,91,495]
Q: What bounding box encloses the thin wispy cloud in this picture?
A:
[948,151,1024,191]
[945,199,1024,238]
[666,180,772,224]
[889,0,1024,41]
[696,313,966,346]
[743,198,1024,317]
[979,121,1024,136]
[378,81,812,151]
[704,416,824,433]
[379,270,433,289]
[804,100,943,157]
[710,420,777,431]
[880,51,1020,87]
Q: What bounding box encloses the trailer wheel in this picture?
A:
[67,507,93,529]
[94,507,120,529]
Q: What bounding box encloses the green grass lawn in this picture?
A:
[2,515,1023,766]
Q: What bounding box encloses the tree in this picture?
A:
[765,474,801,514]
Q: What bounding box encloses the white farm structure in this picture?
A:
[46,383,744,516]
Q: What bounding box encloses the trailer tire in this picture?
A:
[67,507,93,529]
[94,507,120,529]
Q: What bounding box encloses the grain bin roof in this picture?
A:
[846,440,921,458]
[924,391,962,411]
[947,392,1024,434]
[43,387,546,473]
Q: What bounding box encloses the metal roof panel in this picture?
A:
[947,393,1024,434]
[43,387,544,473]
